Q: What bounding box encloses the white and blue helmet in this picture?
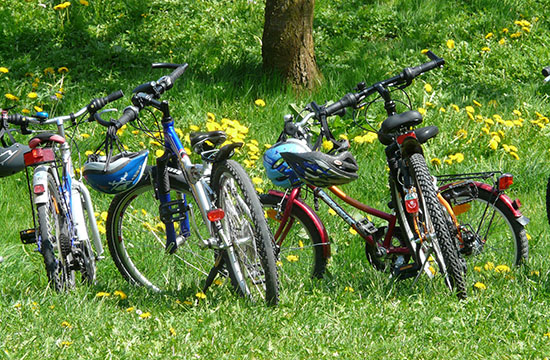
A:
[83,150,148,194]
[263,138,310,188]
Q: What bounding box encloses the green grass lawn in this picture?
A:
[1,0,550,358]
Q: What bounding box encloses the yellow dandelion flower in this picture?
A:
[349,227,357,235]
[59,341,73,347]
[474,282,487,290]
[499,38,506,45]
[512,109,522,117]
[504,120,514,127]
[418,107,426,116]
[484,118,494,125]
[126,306,135,312]
[22,109,30,114]
[139,312,152,319]
[251,177,263,185]
[424,83,433,93]
[79,0,89,5]
[484,262,495,271]
[206,112,215,121]
[510,32,522,39]
[81,133,90,139]
[5,94,19,101]
[474,266,482,272]
[421,49,429,54]
[58,67,69,73]
[494,264,511,273]
[446,39,455,49]
[425,101,434,107]
[344,286,354,293]
[439,107,446,112]
[454,153,464,163]
[214,279,223,286]
[489,139,499,150]
[328,208,337,216]
[97,223,106,234]
[465,106,475,114]
[502,144,510,152]
[451,104,460,112]
[27,92,37,99]
[155,149,164,158]
[481,47,490,52]
[431,158,442,166]
[254,99,266,107]
[195,292,207,299]
[100,211,108,221]
[485,32,494,39]
[113,290,127,300]
[61,321,72,328]
[473,100,482,107]
[531,270,540,276]
[286,254,299,262]
[34,106,43,113]
[322,139,333,151]
[96,292,110,298]
[467,112,475,121]
[169,327,176,336]
[509,151,519,160]
[444,158,453,165]
[0,67,8,73]
[502,28,509,33]
[44,67,54,75]
[276,260,283,267]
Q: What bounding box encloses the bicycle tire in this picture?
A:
[36,170,75,291]
[441,184,528,267]
[211,160,279,305]
[408,153,467,299]
[106,167,217,293]
[260,193,327,281]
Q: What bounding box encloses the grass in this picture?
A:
[1,0,550,358]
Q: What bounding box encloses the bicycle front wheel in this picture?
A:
[408,153,467,299]
[211,160,279,305]
[36,169,75,291]
[260,192,328,282]
[106,169,216,293]
[440,183,528,267]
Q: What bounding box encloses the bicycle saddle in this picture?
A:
[380,110,423,134]
[190,131,227,151]
[28,133,66,149]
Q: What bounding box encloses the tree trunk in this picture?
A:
[262,0,321,89]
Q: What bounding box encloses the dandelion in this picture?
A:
[344,286,354,293]
[418,107,426,116]
[81,133,90,139]
[439,107,446,112]
[53,2,71,10]
[349,227,357,235]
[254,99,266,107]
[474,266,482,272]
[214,279,223,286]
[481,47,490,52]
[126,306,135,312]
[509,152,519,160]
[96,292,110,298]
[454,153,464,163]
[489,138,499,150]
[474,282,487,290]
[451,104,460,112]
[544,332,550,339]
[431,158,442,166]
[139,312,152,319]
[473,100,482,107]
[446,39,455,49]
[322,139,333,151]
[484,262,495,271]
[61,321,72,328]
[485,32,494,39]
[169,327,176,336]
[58,67,69,73]
[502,28,509,33]
[421,49,429,54]
[251,177,263,185]
[456,129,468,139]
[44,67,55,75]
[0,67,8,73]
[100,211,108,221]
[510,32,522,39]
[34,105,43,112]
[113,290,127,300]
[531,270,540,276]
[328,208,337,216]
[206,112,215,121]
[155,149,164,157]
[499,38,506,45]
[494,264,511,273]
[79,0,89,5]
[5,94,19,101]
[465,106,475,114]
[59,341,73,347]
[276,260,283,267]
[424,83,433,93]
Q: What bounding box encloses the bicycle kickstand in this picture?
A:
[202,253,225,293]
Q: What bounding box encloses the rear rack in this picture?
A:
[435,171,502,184]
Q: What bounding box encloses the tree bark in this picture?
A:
[262,0,321,89]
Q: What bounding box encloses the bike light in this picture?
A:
[33,184,45,195]
[23,148,55,166]
[207,208,225,222]
[498,173,513,190]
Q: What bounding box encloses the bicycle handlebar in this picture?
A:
[323,51,444,117]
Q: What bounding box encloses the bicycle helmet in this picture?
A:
[263,138,310,188]
[280,150,359,187]
[83,150,149,194]
[0,143,29,178]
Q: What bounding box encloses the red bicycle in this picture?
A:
[261,53,529,299]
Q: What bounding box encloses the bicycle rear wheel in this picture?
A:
[36,170,75,291]
[408,153,467,299]
[260,192,327,282]
[440,183,528,267]
[211,160,279,305]
[106,168,216,293]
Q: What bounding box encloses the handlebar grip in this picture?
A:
[6,114,27,126]
[164,64,189,91]
[113,106,139,129]
[88,90,124,113]
[543,66,550,78]
[324,93,358,117]
[403,52,445,81]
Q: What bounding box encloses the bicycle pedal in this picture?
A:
[392,263,420,281]
[19,229,37,244]
[357,218,377,234]
[159,199,189,223]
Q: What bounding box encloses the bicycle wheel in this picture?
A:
[211,160,279,305]
[408,153,467,299]
[260,192,327,282]
[106,167,216,293]
[36,170,75,291]
[440,183,528,267]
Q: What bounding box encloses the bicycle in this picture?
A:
[2,92,122,290]
[262,53,530,299]
[91,63,279,304]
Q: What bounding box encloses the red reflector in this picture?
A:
[397,132,416,145]
[33,184,45,194]
[24,148,55,166]
[498,173,513,190]
[207,208,225,222]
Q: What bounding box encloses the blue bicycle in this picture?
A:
[90,64,279,304]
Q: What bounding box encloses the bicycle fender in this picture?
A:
[474,181,529,225]
[268,190,331,258]
[32,165,50,204]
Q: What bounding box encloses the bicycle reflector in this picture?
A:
[23,148,55,166]
[207,208,225,222]
[498,173,513,190]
